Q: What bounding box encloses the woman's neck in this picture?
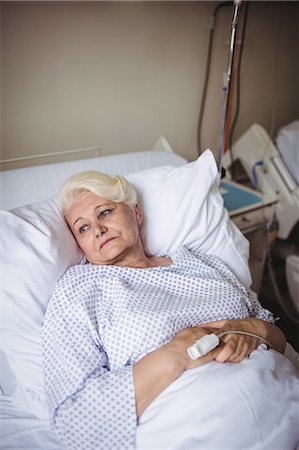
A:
[124,255,172,269]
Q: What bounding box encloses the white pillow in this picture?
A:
[0,149,251,418]
[127,149,251,288]
[0,199,83,417]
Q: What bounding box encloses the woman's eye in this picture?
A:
[79,225,88,234]
[99,209,112,218]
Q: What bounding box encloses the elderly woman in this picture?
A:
[42,171,286,450]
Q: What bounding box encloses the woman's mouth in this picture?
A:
[100,237,115,250]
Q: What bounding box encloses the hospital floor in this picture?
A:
[259,254,299,352]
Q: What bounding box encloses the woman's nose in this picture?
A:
[95,224,108,238]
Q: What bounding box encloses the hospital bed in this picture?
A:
[1,139,299,449]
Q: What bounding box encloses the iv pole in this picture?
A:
[217,0,242,172]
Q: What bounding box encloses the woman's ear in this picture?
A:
[134,204,143,226]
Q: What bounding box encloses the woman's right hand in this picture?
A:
[134,326,220,417]
[164,327,222,371]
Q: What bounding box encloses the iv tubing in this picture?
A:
[217,0,242,171]
[217,330,273,348]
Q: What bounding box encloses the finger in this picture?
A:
[226,336,259,363]
[214,340,237,363]
[231,339,258,362]
[231,347,250,363]
[187,345,221,369]
[227,337,248,363]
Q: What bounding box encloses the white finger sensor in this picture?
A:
[187,333,220,360]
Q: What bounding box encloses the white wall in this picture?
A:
[1,1,298,165]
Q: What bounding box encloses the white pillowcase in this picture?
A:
[1,199,83,417]
[0,149,251,418]
[127,150,250,287]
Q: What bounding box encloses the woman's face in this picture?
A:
[66,191,143,266]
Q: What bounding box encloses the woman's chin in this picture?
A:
[90,244,123,266]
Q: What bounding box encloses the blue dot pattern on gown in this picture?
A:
[42,246,273,450]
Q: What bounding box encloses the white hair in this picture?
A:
[57,171,138,216]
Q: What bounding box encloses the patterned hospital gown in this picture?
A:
[42,246,274,450]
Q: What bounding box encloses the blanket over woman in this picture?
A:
[42,246,299,450]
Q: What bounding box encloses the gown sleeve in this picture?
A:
[245,288,275,323]
[42,270,137,450]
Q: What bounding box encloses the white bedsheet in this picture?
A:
[136,347,299,450]
[0,397,61,449]
[1,348,298,449]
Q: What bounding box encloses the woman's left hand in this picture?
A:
[201,318,267,363]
